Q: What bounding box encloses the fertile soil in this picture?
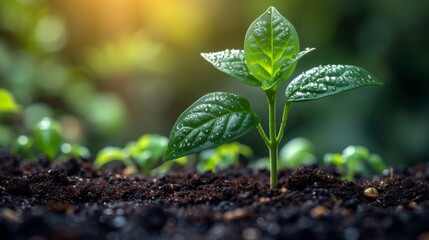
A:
[1,150,429,240]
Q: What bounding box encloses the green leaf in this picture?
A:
[151,156,188,176]
[201,50,261,87]
[286,65,383,102]
[11,135,35,159]
[33,117,61,160]
[132,134,168,168]
[198,142,253,173]
[279,137,316,169]
[323,153,344,167]
[367,154,385,173]
[244,6,300,90]
[276,47,315,83]
[0,89,20,113]
[94,147,133,169]
[60,143,90,158]
[164,92,260,161]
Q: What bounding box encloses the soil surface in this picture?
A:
[1,150,429,240]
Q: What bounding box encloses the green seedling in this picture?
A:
[11,118,89,161]
[163,6,382,188]
[0,89,20,113]
[60,142,90,159]
[279,137,316,169]
[11,135,35,160]
[250,137,316,170]
[33,117,62,160]
[324,145,385,181]
[95,134,187,176]
[198,142,252,173]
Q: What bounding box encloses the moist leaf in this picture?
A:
[163,92,260,160]
[286,65,383,102]
[244,6,300,89]
[201,50,261,87]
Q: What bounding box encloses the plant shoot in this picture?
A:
[163,7,382,188]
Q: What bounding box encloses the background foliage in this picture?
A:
[0,0,427,166]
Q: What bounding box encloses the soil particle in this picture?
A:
[0,154,429,239]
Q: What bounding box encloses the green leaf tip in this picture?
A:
[201,50,261,87]
[285,64,383,102]
[163,92,260,161]
[244,6,300,90]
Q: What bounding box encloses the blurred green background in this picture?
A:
[0,0,428,166]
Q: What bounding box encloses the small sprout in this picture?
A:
[250,137,316,170]
[197,142,252,173]
[323,145,385,181]
[164,6,382,188]
[10,118,88,161]
[364,187,379,199]
[279,137,316,169]
[60,143,90,159]
[11,135,35,160]
[94,134,187,176]
[33,117,61,161]
[94,147,132,168]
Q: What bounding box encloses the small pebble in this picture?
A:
[258,197,270,204]
[409,201,417,209]
[311,206,328,218]
[224,208,247,221]
[364,187,378,199]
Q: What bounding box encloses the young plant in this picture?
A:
[33,117,62,160]
[11,117,90,161]
[197,142,252,173]
[324,145,385,181]
[163,6,382,188]
[95,134,187,176]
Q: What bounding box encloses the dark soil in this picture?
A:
[1,150,429,240]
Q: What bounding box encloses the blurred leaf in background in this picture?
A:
[0,89,20,113]
[85,32,167,78]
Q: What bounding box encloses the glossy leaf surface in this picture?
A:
[286,65,383,102]
[276,47,315,83]
[163,92,259,160]
[201,50,261,87]
[244,6,299,89]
